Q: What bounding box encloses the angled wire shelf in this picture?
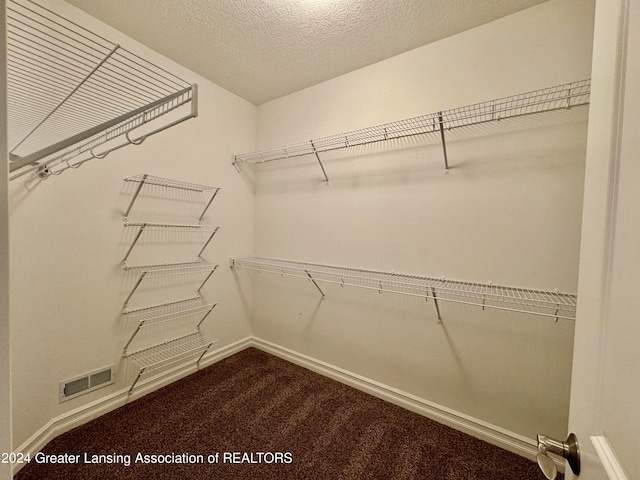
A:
[231,257,578,321]
[122,222,219,268]
[123,174,221,221]
[123,263,218,313]
[232,78,590,179]
[125,332,218,393]
[123,302,218,354]
[7,0,198,180]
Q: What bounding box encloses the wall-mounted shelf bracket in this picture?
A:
[438,112,450,173]
[310,140,330,182]
[305,269,325,297]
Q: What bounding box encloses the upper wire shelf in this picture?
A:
[231,257,578,321]
[123,174,221,222]
[7,0,198,180]
[232,78,591,179]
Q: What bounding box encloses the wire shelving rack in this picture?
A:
[122,223,219,268]
[7,0,198,180]
[122,264,218,313]
[232,79,591,180]
[123,174,221,222]
[125,332,218,393]
[231,257,578,322]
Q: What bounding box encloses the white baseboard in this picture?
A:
[592,436,630,480]
[250,336,542,463]
[14,335,548,475]
[12,336,251,475]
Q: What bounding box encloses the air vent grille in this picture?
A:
[59,365,115,402]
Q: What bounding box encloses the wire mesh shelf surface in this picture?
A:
[123,174,221,221]
[124,174,221,193]
[232,78,590,167]
[125,332,217,392]
[232,257,578,321]
[122,263,218,313]
[7,0,197,178]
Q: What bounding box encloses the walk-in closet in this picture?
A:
[2,0,639,479]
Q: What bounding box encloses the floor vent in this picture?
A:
[59,365,115,402]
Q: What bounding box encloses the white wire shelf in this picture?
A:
[231,257,578,321]
[123,302,218,354]
[123,174,221,222]
[122,223,219,268]
[122,263,218,313]
[232,78,590,179]
[7,0,198,180]
[125,332,218,393]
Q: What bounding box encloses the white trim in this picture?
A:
[591,436,630,480]
[251,336,549,465]
[12,336,251,475]
[13,335,557,475]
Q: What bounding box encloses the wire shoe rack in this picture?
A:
[124,174,221,222]
[232,78,590,179]
[125,332,218,393]
[7,0,198,179]
[122,223,220,269]
[231,257,578,321]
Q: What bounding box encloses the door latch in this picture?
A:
[536,432,580,479]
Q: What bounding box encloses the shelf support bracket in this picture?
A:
[196,342,214,365]
[198,189,219,222]
[438,112,450,172]
[431,286,442,323]
[123,271,147,310]
[305,270,325,297]
[197,266,218,294]
[122,223,146,265]
[197,304,218,330]
[128,367,146,394]
[123,320,146,355]
[310,140,329,182]
[197,227,220,258]
[124,174,148,219]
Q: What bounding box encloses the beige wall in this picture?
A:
[8,1,256,448]
[251,0,594,441]
[2,1,13,478]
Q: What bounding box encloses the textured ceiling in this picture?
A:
[65,0,549,105]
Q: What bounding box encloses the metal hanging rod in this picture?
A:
[123,174,221,221]
[231,257,577,321]
[7,0,198,179]
[122,264,218,312]
[232,78,590,176]
[125,332,218,393]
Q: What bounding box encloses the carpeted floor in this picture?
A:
[15,348,552,479]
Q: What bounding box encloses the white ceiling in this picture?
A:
[65,0,548,105]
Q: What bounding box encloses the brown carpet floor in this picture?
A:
[15,347,552,479]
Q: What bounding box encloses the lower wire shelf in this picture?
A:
[231,256,578,321]
[125,332,218,393]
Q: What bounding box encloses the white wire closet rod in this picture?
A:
[7,0,198,178]
[125,332,218,393]
[122,223,220,268]
[123,174,221,222]
[123,302,218,354]
[231,257,578,321]
[122,264,218,313]
[232,78,590,179]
